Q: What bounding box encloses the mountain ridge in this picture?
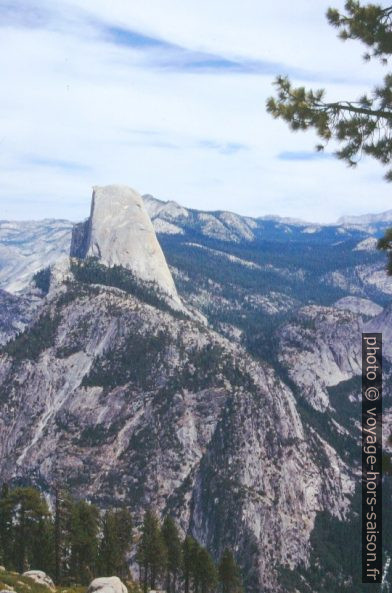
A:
[0,198,381,296]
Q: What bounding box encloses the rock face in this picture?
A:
[0,220,72,294]
[365,303,392,360]
[0,289,40,345]
[334,295,383,317]
[278,305,363,412]
[70,186,180,303]
[22,571,55,590]
[87,577,127,593]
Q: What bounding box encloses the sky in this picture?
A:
[0,0,391,223]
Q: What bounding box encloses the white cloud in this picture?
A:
[0,0,390,222]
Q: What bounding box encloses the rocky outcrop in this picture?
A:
[0,289,41,345]
[22,571,55,590]
[334,295,383,317]
[70,186,180,303]
[278,305,363,411]
[365,303,392,360]
[0,220,72,294]
[87,577,127,593]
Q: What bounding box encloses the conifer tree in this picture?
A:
[377,228,392,274]
[137,510,167,593]
[266,1,392,262]
[69,500,99,585]
[99,509,132,578]
[53,486,74,584]
[162,516,183,593]
[218,549,242,593]
[183,536,198,593]
[8,487,53,574]
[60,490,75,584]
[195,548,218,593]
[32,513,54,576]
[54,487,61,583]
[113,508,133,579]
[267,2,392,179]
[0,484,13,569]
[99,511,121,576]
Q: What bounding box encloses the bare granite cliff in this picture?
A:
[70,185,180,304]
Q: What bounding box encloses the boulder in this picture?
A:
[22,570,55,590]
[87,576,128,593]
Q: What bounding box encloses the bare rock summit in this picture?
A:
[71,185,180,303]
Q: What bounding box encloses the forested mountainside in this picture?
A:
[0,187,391,593]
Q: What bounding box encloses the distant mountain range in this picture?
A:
[0,195,391,294]
[337,209,392,226]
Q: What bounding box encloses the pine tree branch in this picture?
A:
[312,100,392,120]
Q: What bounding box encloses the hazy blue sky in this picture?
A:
[1,0,391,222]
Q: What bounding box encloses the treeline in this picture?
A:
[0,485,131,585]
[70,258,185,319]
[137,511,242,593]
[0,485,243,593]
